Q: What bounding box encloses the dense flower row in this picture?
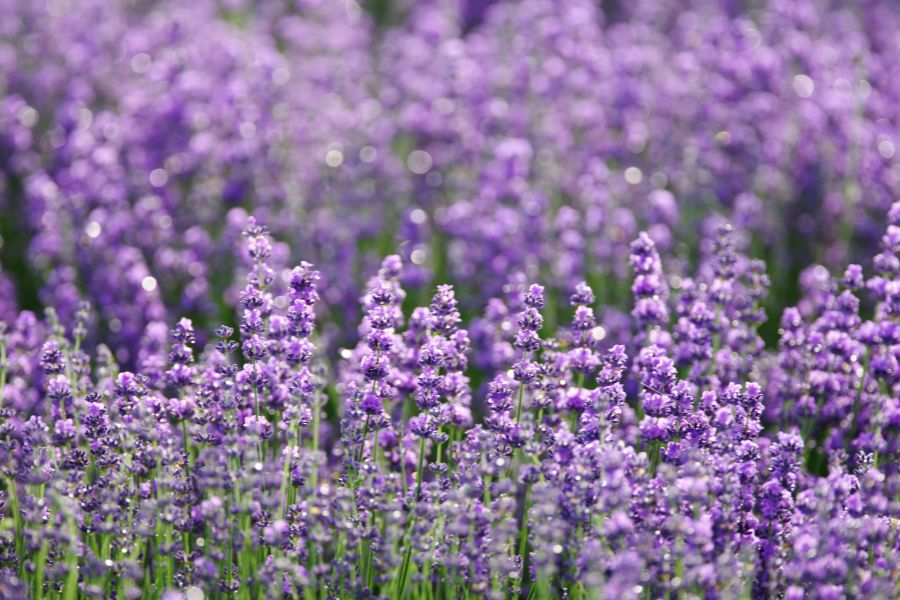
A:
[1,211,899,599]
[1,0,899,360]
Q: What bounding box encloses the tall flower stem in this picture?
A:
[414,437,426,500]
[516,485,532,593]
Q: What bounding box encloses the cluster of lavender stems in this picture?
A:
[1,210,899,599]
[1,0,900,598]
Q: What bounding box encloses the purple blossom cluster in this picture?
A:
[1,212,899,599]
[1,1,900,599]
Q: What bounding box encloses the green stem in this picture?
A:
[278,437,292,522]
[398,438,429,598]
[356,414,371,466]
[674,535,685,598]
[182,419,192,474]
[143,536,153,598]
[9,480,24,579]
[514,382,525,425]
[373,429,381,472]
[62,501,80,600]
[365,513,377,590]
[415,437,426,500]
[517,486,532,593]
[226,531,234,596]
[648,440,661,477]
[34,539,48,598]
[401,445,409,495]
[311,393,321,492]
[507,382,527,479]
[397,526,416,599]
[163,520,174,591]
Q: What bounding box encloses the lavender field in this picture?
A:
[1,0,899,598]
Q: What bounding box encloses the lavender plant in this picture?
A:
[0,211,898,598]
[2,1,900,598]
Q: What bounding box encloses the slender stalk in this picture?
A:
[143,536,153,597]
[278,438,292,522]
[674,535,685,599]
[397,528,416,599]
[9,480,24,578]
[514,381,525,425]
[182,419,192,474]
[62,500,80,600]
[401,445,409,495]
[415,437,426,500]
[398,437,428,598]
[311,393,321,492]
[373,429,381,471]
[163,519,174,591]
[34,538,48,598]
[507,382,526,479]
[356,414,371,465]
[516,485,532,593]
[648,440,661,476]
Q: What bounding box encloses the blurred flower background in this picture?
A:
[1,1,900,598]
[2,0,898,360]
